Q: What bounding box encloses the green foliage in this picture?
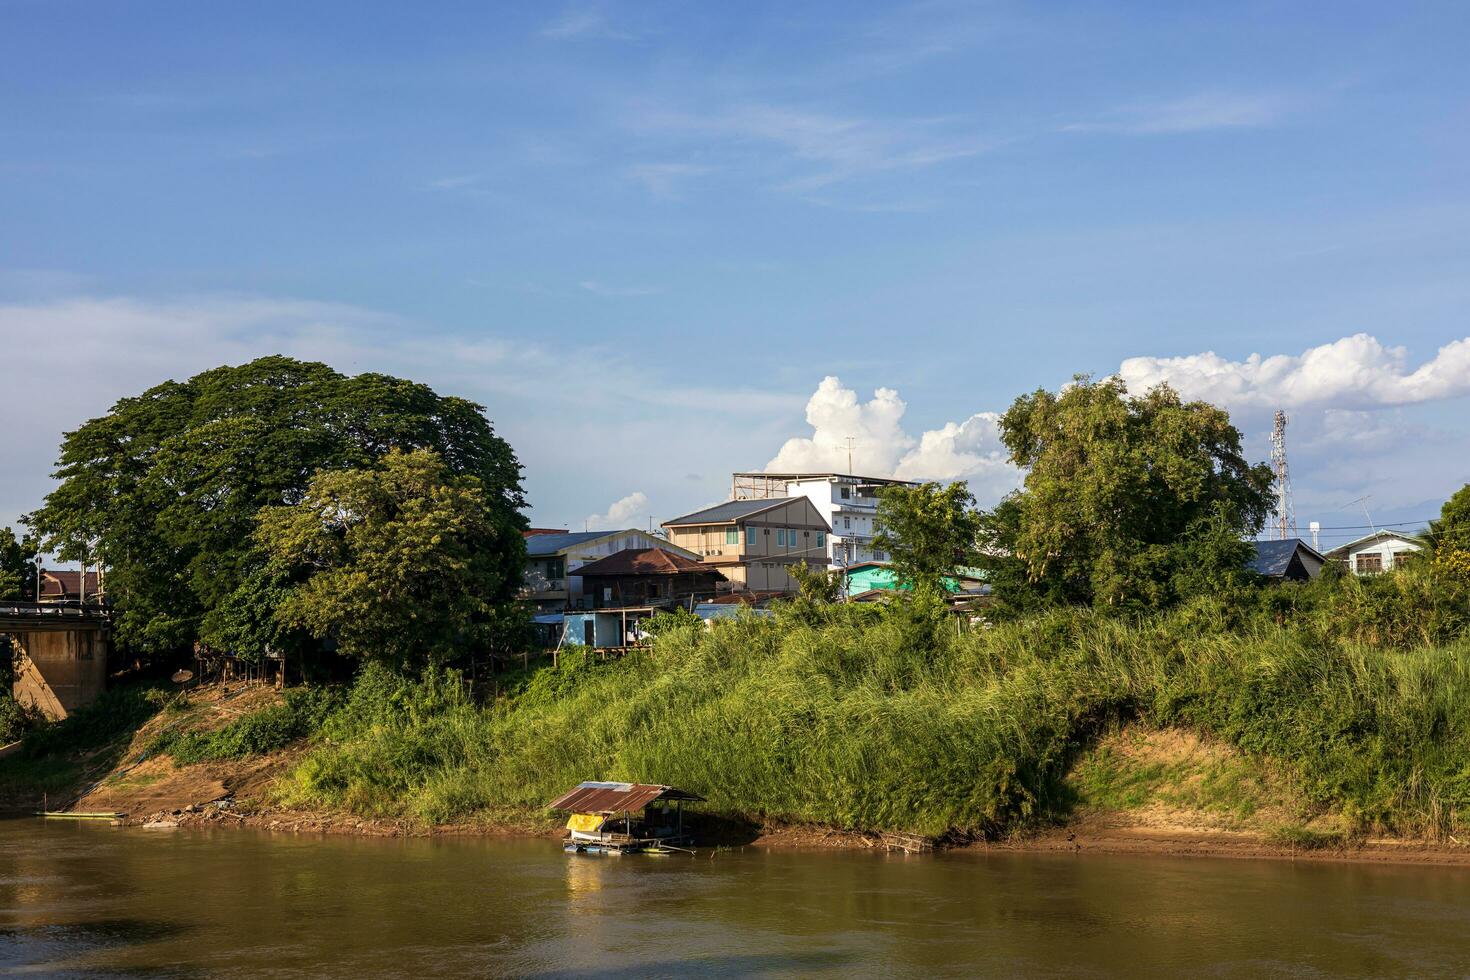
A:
[874,481,981,597]
[0,526,38,601]
[983,376,1274,612]
[20,683,171,759]
[787,562,842,603]
[1426,484,1470,555]
[279,557,1470,840]
[27,356,527,651]
[257,449,527,671]
[150,687,341,763]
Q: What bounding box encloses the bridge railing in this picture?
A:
[0,601,111,623]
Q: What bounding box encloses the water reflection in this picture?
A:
[2,820,1470,977]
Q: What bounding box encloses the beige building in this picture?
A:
[662,497,831,593]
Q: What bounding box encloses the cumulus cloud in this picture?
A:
[765,377,914,474]
[585,491,649,530]
[764,377,1021,503]
[893,413,1018,495]
[1117,333,1470,411]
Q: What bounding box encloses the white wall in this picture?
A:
[786,476,886,567]
[1341,536,1422,574]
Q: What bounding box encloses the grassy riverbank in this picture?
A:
[8,565,1470,853]
[278,563,1470,843]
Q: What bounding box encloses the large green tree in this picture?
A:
[0,527,38,601]
[27,356,527,650]
[256,448,524,671]
[874,481,982,598]
[982,376,1273,611]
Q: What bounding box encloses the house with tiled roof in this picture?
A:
[571,547,725,609]
[522,530,701,612]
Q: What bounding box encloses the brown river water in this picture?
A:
[3,819,1470,977]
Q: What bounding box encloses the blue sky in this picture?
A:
[3,1,1469,548]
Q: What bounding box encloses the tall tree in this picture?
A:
[983,376,1273,611]
[874,481,982,597]
[256,449,525,671]
[0,527,38,601]
[27,356,527,650]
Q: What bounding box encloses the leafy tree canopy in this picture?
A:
[257,448,525,672]
[1427,484,1470,556]
[27,356,526,650]
[981,376,1273,611]
[874,481,982,599]
[0,527,38,601]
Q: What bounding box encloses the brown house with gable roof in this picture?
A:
[572,548,726,608]
[661,497,831,593]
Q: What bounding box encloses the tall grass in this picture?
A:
[284,563,1470,840]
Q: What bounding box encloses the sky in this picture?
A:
[2,0,1469,552]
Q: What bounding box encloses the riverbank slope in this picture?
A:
[9,595,1470,870]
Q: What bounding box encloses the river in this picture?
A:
[3,820,1469,977]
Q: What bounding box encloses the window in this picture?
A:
[840,487,850,499]
[726,528,739,545]
[1356,553,1383,574]
[816,532,825,547]
[777,529,786,546]
[545,559,564,580]
[844,516,851,529]
[747,527,756,546]
[873,550,886,561]
[1391,550,1416,567]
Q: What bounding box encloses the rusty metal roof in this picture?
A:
[572,548,719,578]
[547,781,705,813]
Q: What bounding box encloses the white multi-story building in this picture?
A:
[730,471,920,569]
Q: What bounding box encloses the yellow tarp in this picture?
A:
[566,813,606,834]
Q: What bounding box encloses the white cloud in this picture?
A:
[893,412,1021,501]
[1067,92,1291,135]
[1117,333,1470,411]
[541,8,637,41]
[637,102,997,192]
[578,280,662,297]
[585,491,649,530]
[626,162,716,198]
[0,293,803,534]
[765,376,914,474]
[764,377,1021,504]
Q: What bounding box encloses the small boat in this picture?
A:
[548,781,704,855]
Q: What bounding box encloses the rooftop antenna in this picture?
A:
[1270,410,1297,540]
[1342,495,1378,537]
[843,436,856,475]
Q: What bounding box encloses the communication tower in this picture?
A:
[1270,410,1297,540]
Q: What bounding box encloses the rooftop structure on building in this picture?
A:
[730,471,921,569]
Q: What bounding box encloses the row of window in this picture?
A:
[725,526,826,550]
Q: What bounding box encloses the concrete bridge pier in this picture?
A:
[2,604,111,720]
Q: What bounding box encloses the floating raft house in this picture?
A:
[548,781,705,854]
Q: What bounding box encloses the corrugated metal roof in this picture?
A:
[663,498,786,526]
[1248,538,1325,578]
[547,781,705,813]
[524,531,616,556]
[1322,529,1424,560]
[694,603,775,621]
[573,548,717,578]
